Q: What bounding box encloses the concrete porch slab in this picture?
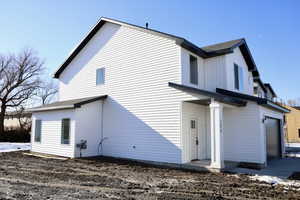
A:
[229,157,300,179]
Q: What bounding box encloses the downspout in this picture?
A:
[98,99,106,155]
[101,100,104,154]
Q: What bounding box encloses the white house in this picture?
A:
[28,17,289,170]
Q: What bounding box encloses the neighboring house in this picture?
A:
[28,17,289,169]
[283,105,300,144]
[4,111,32,130]
[253,78,277,101]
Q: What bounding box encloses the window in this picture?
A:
[61,118,70,144]
[189,55,198,85]
[34,120,42,142]
[298,129,300,138]
[234,63,244,91]
[191,120,196,129]
[96,68,105,85]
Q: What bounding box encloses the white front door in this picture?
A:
[190,119,198,160]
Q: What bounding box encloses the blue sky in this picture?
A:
[0,0,299,101]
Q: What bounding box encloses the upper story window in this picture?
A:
[234,63,244,91]
[96,68,105,85]
[189,55,198,85]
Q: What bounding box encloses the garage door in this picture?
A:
[265,118,281,159]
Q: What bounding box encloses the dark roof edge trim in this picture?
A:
[253,78,267,93]
[29,95,108,112]
[264,83,277,97]
[27,105,75,112]
[53,19,107,78]
[53,17,259,80]
[259,100,290,113]
[74,95,108,108]
[169,82,247,107]
[216,88,289,113]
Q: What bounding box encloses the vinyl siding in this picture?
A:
[181,48,205,89]
[74,101,103,157]
[31,110,76,157]
[181,47,227,92]
[204,56,227,92]
[223,102,264,163]
[225,48,254,95]
[57,22,198,163]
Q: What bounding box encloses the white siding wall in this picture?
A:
[74,101,103,157]
[181,48,227,92]
[181,48,205,89]
[253,82,265,98]
[225,48,254,95]
[31,110,76,157]
[57,22,201,163]
[204,56,227,92]
[223,102,264,163]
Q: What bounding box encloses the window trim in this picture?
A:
[189,55,198,85]
[34,119,42,143]
[96,68,105,86]
[61,118,70,145]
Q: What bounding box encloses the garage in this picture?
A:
[265,117,282,159]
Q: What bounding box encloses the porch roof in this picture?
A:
[216,88,290,113]
[168,82,247,107]
[28,95,108,112]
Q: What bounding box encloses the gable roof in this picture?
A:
[253,77,267,93]
[28,95,107,112]
[53,17,259,79]
[202,38,244,52]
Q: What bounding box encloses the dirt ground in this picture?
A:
[0,151,299,200]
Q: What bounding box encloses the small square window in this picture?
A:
[96,68,105,85]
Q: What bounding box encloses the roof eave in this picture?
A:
[28,105,75,112]
[169,82,247,107]
[259,100,290,113]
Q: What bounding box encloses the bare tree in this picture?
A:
[15,106,32,131]
[287,98,300,107]
[0,49,44,133]
[36,80,58,105]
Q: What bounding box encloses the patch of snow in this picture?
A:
[286,152,300,158]
[229,174,240,179]
[286,143,300,148]
[250,175,300,188]
[0,143,31,152]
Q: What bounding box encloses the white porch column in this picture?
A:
[209,100,224,169]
